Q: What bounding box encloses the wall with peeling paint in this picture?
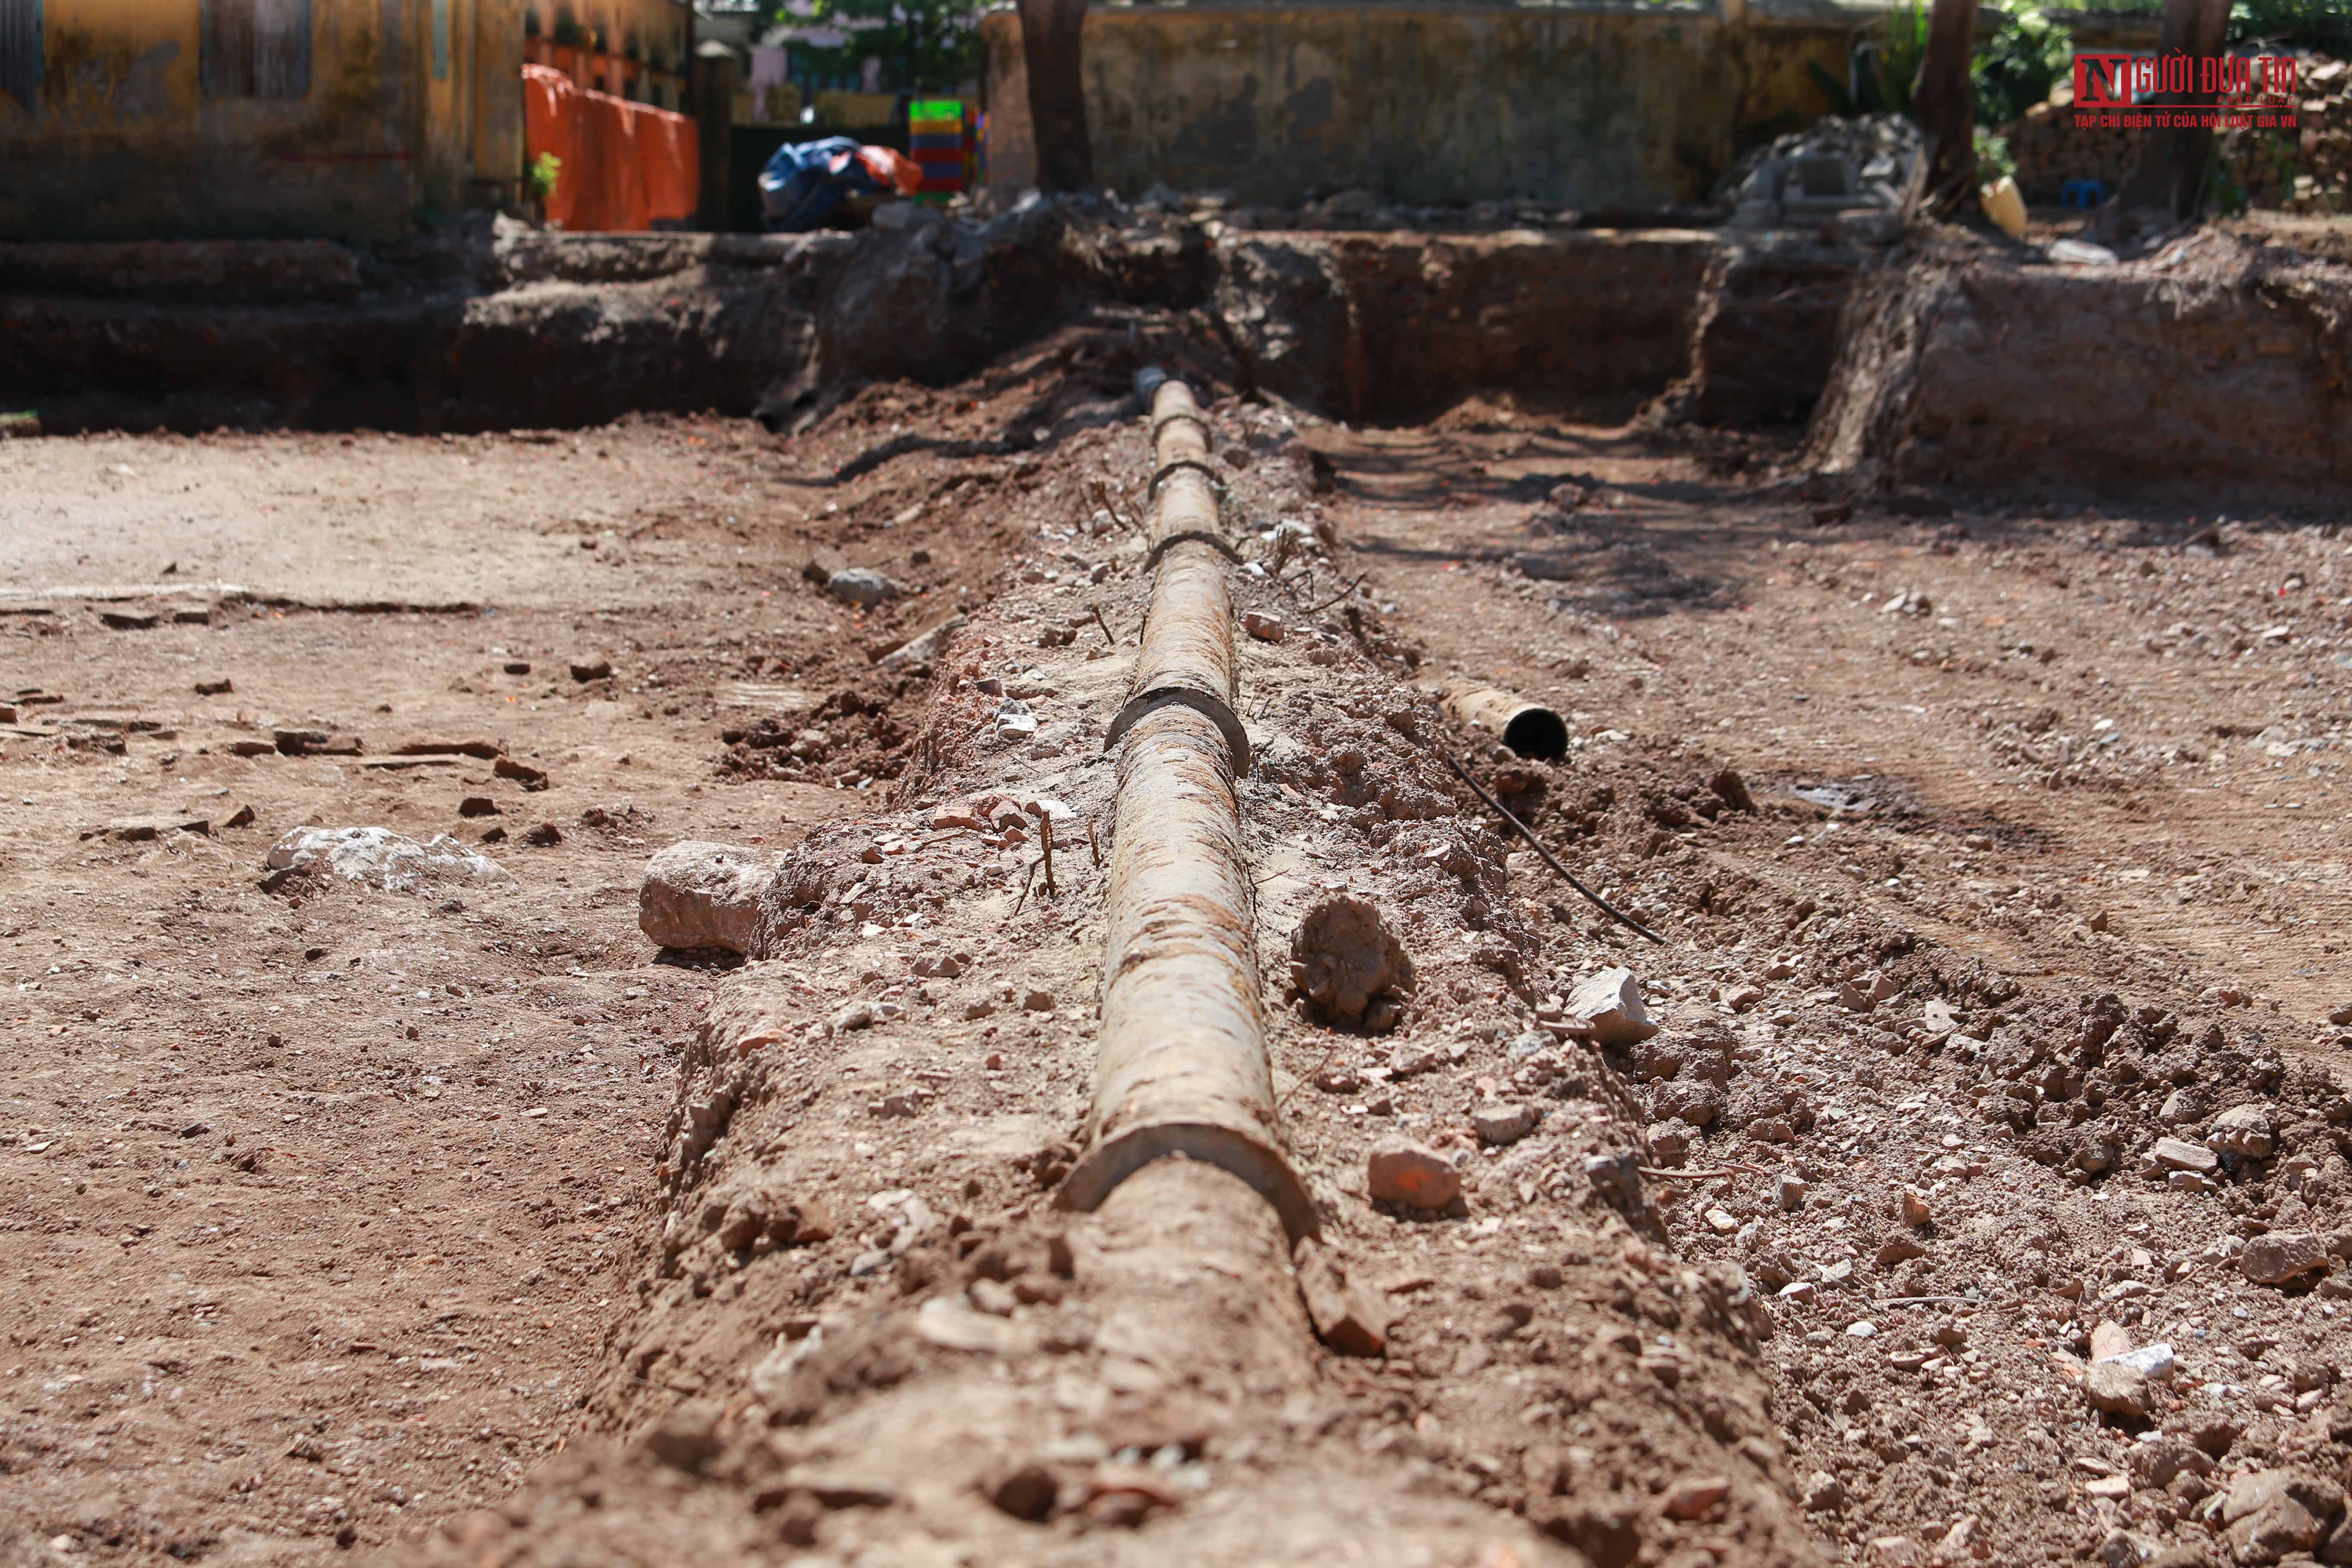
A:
[0,0,532,240]
[980,0,1864,212]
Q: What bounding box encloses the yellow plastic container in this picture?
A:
[1980,175,2029,238]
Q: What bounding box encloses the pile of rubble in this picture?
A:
[1720,115,1921,236]
[2002,52,2348,213]
[2222,54,2349,213]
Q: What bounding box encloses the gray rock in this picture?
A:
[2084,1359,2152,1418]
[2241,1231,2331,1286]
[2207,1104,2277,1159]
[2153,1137,2219,1175]
[1562,967,1660,1046]
[265,825,510,894]
[1473,1103,1539,1146]
[639,840,778,954]
[826,567,899,606]
[2111,1343,2176,1382]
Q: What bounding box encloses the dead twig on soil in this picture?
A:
[1639,1163,1773,1181]
[1087,603,1117,646]
[1277,1041,1344,1110]
[1085,817,1101,868]
[1013,857,1040,915]
[1041,816,1057,896]
[1087,478,1140,533]
[1441,752,1664,945]
[1305,573,1367,616]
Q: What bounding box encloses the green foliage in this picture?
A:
[2025,0,2351,51]
[1811,0,1930,120]
[1974,126,2018,180]
[2209,146,2251,215]
[528,152,562,200]
[1973,6,2074,127]
[550,13,583,49]
[758,0,980,93]
[2228,0,2352,50]
[1875,0,1930,116]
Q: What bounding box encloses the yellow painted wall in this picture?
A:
[546,0,689,73]
[981,2,1856,210]
[0,0,538,240]
[475,0,526,182]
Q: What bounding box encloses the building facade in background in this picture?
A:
[0,0,688,240]
[522,0,691,107]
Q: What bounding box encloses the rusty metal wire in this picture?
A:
[1441,751,1666,945]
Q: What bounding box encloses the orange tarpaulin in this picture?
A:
[638,109,699,226]
[522,63,698,232]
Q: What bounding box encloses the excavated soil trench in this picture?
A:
[5,213,2352,1568]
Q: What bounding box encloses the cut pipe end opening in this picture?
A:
[1502,707,1569,762]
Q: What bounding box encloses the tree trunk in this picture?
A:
[1017,0,1092,193]
[2105,0,2233,227]
[1909,0,1982,216]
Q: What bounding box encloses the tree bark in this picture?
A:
[1909,0,1982,216]
[2105,0,2233,226]
[1017,0,1093,193]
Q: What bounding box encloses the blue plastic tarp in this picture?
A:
[758,136,883,233]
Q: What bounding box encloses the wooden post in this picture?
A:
[692,41,738,232]
[1909,0,1982,217]
[2104,0,2234,228]
[1015,0,1093,193]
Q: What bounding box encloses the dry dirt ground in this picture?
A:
[3,329,2349,1568]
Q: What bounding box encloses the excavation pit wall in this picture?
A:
[3,209,1790,437]
[415,392,1825,1568]
[14,211,2352,508]
[1805,228,2352,506]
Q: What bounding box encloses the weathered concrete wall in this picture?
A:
[980,1,1858,210]
[0,0,531,241]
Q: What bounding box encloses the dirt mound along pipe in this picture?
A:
[1060,376,1314,1241]
[1443,684,1568,762]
